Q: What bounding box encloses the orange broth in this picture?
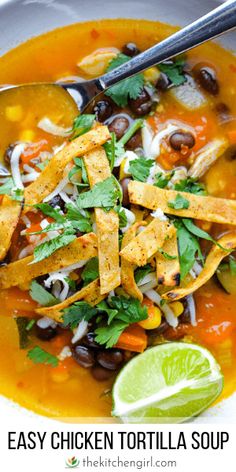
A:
[0,19,235,419]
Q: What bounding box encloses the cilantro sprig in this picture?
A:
[128,156,154,182]
[27,346,58,367]
[158,56,186,86]
[76,175,122,211]
[105,53,144,107]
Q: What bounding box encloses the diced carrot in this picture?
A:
[115,324,147,353]
[21,139,49,166]
[227,130,236,145]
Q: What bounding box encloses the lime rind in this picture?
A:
[112,342,224,423]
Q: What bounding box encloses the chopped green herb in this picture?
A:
[15,317,31,349]
[95,296,148,348]
[158,56,186,86]
[26,319,36,331]
[129,157,154,182]
[77,176,122,210]
[168,193,190,210]
[71,114,95,139]
[154,171,174,189]
[134,264,152,284]
[81,257,99,285]
[35,203,65,222]
[116,207,128,229]
[119,119,143,146]
[68,157,89,188]
[174,177,206,195]
[157,249,177,260]
[27,346,58,367]
[32,234,76,264]
[182,218,228,252]
[175,220,203,280]
[105,53,144,107]
[62,301,97,329]
[29,280,59,306]
[95,320,128,349]
[229,256,236,275]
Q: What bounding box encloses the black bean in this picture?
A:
[129,89,152,116]
[169,131,195,151]
[122,42,140,57]
[195,66,219,95]
[35,324,58,341]
[82,332,100,349]
[48,194,65,211]
[91,365,114,381]
[126,130,142,150]
[120,178,131,207]
[93,100,113,122]
[108,116,130,139]
[97,349,124,370]
[156,72,170,91]
[225,145,236,161]
[72,345,95,368]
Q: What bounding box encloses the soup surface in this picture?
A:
[0,19,236,420]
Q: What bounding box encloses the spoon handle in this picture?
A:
[100,0,236,89]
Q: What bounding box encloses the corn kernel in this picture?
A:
[119,158,130,180]
[19,129,35,142]
[5,105,24,122]
[139,306,162,330]
[144,67,160,84]
[169,301,184,317]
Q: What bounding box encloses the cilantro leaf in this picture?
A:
[109,296,148,324]
[81,257,99,285]
[134,264,153,284]
[129,157,154,182]
[27,346,58,367]
[154,171,174,189]
[65,203,92,233]
[158,57,186,86]
[62,301,97,329]
[29,280,59,306]
[32,234,76,264]
[77,176,122,210]
[71,114,95,139]
[174,177,206,195]
[15,317,31,349]
[105,53,144,107]
[35,203,65,222]
[182,218,228,252]
[94,296,148,348]
[116,207,128,229]
[168,193,190,210]
[157,249,177,260]
[175,220,203,280]
[229,256,236,275]
[68,157,89,188]
[96,301,118,325]
[95,320,128,349]
[103,132,124,170]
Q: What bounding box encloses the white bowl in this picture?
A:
[0,0,235,423]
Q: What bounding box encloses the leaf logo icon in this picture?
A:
[65,457,80,468]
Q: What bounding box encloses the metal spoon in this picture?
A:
[1,0,236,112]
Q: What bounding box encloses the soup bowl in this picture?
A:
[0,0,235,423]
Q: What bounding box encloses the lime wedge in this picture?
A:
[112,342,223,423]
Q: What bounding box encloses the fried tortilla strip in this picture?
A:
[83,148,120,294]
[188,137,228,179]
[0,195,22,261]
[155,228,180,286]
[163,232,236,300]
[0,233,97,289]
[121,222,147,302]
[36,278,106,322]
[128,180,236,225]
[120,219,175,266]
[24,126,110,209]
